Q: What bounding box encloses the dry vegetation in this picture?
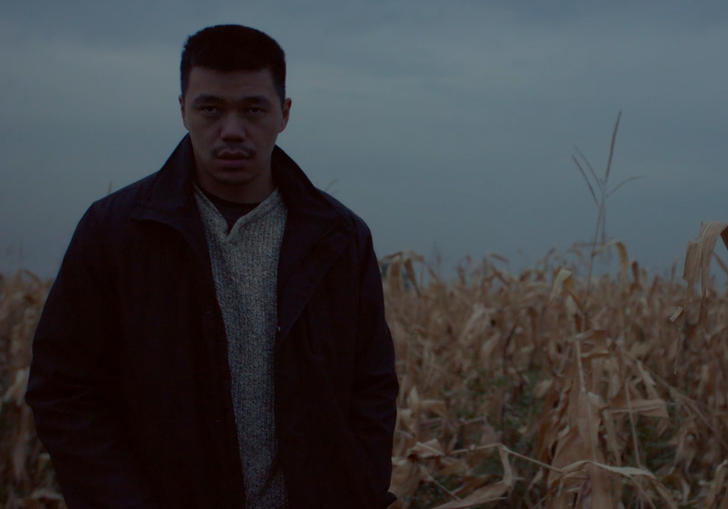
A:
[385,223,728,508]
[2,225,728,508]
[0,271,59,508]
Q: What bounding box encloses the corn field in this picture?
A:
[2,223,728,508]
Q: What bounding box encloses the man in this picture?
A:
[26,25,398,509]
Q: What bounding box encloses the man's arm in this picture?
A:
[350,229,399,508]
[25,205,155,509]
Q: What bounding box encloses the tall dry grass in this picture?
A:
[2,226,728,507]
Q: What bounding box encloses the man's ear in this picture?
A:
[179,95,188,129]
[279,97,292,133]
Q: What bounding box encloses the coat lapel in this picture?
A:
[276,224,351,341]
[272,146,355,342]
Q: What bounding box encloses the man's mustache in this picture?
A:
[213,146,255,159]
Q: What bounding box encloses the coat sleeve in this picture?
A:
[25,205,156,509]
[350,227,399,508]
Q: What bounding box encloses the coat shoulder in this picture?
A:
[86,172,159,225]
[317,189,372,241]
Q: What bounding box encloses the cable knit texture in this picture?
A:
[194,185,288,508]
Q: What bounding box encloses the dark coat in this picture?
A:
[25,136,399,509]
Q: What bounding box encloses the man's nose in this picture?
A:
[220,113,248,140]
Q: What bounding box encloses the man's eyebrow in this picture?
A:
[191,94,273,107]
[191,94,222,105]
[241,95,273,107]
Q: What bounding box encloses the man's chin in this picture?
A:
[213,173,255,187]
[215,158,253,170]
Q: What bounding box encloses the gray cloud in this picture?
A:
[2,1,728,278]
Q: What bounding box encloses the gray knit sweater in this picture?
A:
[194,185,288,508]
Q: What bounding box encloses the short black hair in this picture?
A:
[180,25,286,104]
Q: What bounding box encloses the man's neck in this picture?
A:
[195,170,274,204]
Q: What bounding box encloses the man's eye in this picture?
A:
[247,107,265,114]
[199,106,219,114]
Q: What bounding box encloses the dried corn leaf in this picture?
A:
[705,459,728,507]
[611,398,668,419]
[433,448,513,508]
[407,439,445,460]
[550,268,573,300]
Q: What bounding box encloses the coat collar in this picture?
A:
[132,135,343,224]
[131,135,349,247]
[130,136,208,262]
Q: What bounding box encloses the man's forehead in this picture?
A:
[188,66,274,83]
[186,67,277,100]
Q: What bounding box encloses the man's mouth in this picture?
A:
[215,147,255,160]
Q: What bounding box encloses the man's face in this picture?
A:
[180,67,291,202]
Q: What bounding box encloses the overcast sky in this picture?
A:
[2,1,727,279]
